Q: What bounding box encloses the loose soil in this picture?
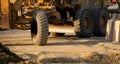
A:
[0,29,120,64]
[0,42,24,64]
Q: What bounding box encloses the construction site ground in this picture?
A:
[0,29,120,64]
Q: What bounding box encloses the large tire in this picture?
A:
[93,7,109,36]
[74,9,94,37]
[31,11,48,46]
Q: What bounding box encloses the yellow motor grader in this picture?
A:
[0,0,119,45]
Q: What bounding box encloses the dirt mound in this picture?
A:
[0,42,40,64]
[38,43,120,64]
[39,52,120,64]
[0,42,24,64]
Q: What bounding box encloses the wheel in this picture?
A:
[31,11,48,46]
[93,7,109,36]
[74,9,94,37]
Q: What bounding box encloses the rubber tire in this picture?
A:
[93,7,109,36]
[74,9,94,37]
[31,11,48,46]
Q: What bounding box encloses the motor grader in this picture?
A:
[30,0,109,45]
[1,0,119,45]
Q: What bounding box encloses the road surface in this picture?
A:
[0,29,120,63]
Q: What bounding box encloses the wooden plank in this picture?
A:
[1,0,10,29]
[113,20,120,43]
[106,20,120,43]
[105,20,114,41]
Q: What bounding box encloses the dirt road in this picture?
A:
[0,29,120,63]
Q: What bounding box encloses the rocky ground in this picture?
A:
[0,29,120,64]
